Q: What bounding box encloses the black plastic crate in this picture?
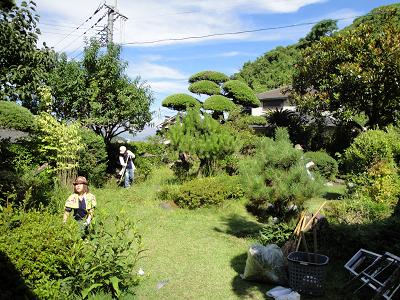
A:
[287,251,329,296]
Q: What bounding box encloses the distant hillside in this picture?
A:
[233,45,300,94]
[234,3,400,94]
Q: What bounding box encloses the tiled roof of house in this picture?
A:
[257,86,290,100]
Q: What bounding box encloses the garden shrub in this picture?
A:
[304,150,338,180]
[159,175,244,209]
[239,129,324,221]
[341,127,400,174]
[0,209,143,299]
[78,128,108,187]
[325,194,393,225]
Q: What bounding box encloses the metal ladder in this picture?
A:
[344,249,400,299]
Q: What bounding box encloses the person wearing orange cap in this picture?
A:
[63,176,97,232]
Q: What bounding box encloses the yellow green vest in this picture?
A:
[65,193,96,209]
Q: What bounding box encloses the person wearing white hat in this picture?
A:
[119,146,136,188]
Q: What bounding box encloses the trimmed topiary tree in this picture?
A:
[0,101,36,132]
[203,95,237,119]
[222,80,260,107]
[162,93,200,111]
[188,80,220,95]
[189,70,229,84]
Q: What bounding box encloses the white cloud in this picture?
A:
[149,80,188,94]
[127,62,187,80]
[35,0,327,52]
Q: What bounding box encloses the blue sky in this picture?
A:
[35,0,399,140]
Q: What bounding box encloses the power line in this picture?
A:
[122,16,358,45]
[53,2,105,48]
[59,11,108,52]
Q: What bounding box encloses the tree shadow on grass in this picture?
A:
[214,213,264,238]
[0,250,36,300]
[230,253,271,299]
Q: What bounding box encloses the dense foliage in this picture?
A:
[222,80,260,107]
[0,209,143,299]
[0,1,54,111]
[292,5,400,127]
[188,70,229,84]
[188,80,220,95]
[47,40,153,147]
[78,128,108,187]
[234,46,301,93]
[304,150,338,180]
[168,109,238,177]
[340,127,400,174]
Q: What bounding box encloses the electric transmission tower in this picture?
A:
[98,0,128,45]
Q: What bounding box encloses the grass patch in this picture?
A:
[94,167,270,299]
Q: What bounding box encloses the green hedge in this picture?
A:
[341,127,400,174]
[159,175,244,209]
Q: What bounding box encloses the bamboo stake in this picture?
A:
[303,201,327,232]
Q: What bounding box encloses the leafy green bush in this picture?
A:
[159,175,244,209]
[348,160,400,207]
[0,101,37,132]
[304,150,338,180]
[341,127,400,174]
[78,128,108,187]
[258,222,294,247]
[0,209,143,299]
[188,70,229,84]
[188,80,221,95]
[326,194,393,225]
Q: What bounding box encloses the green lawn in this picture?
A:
[92,168,357,300]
